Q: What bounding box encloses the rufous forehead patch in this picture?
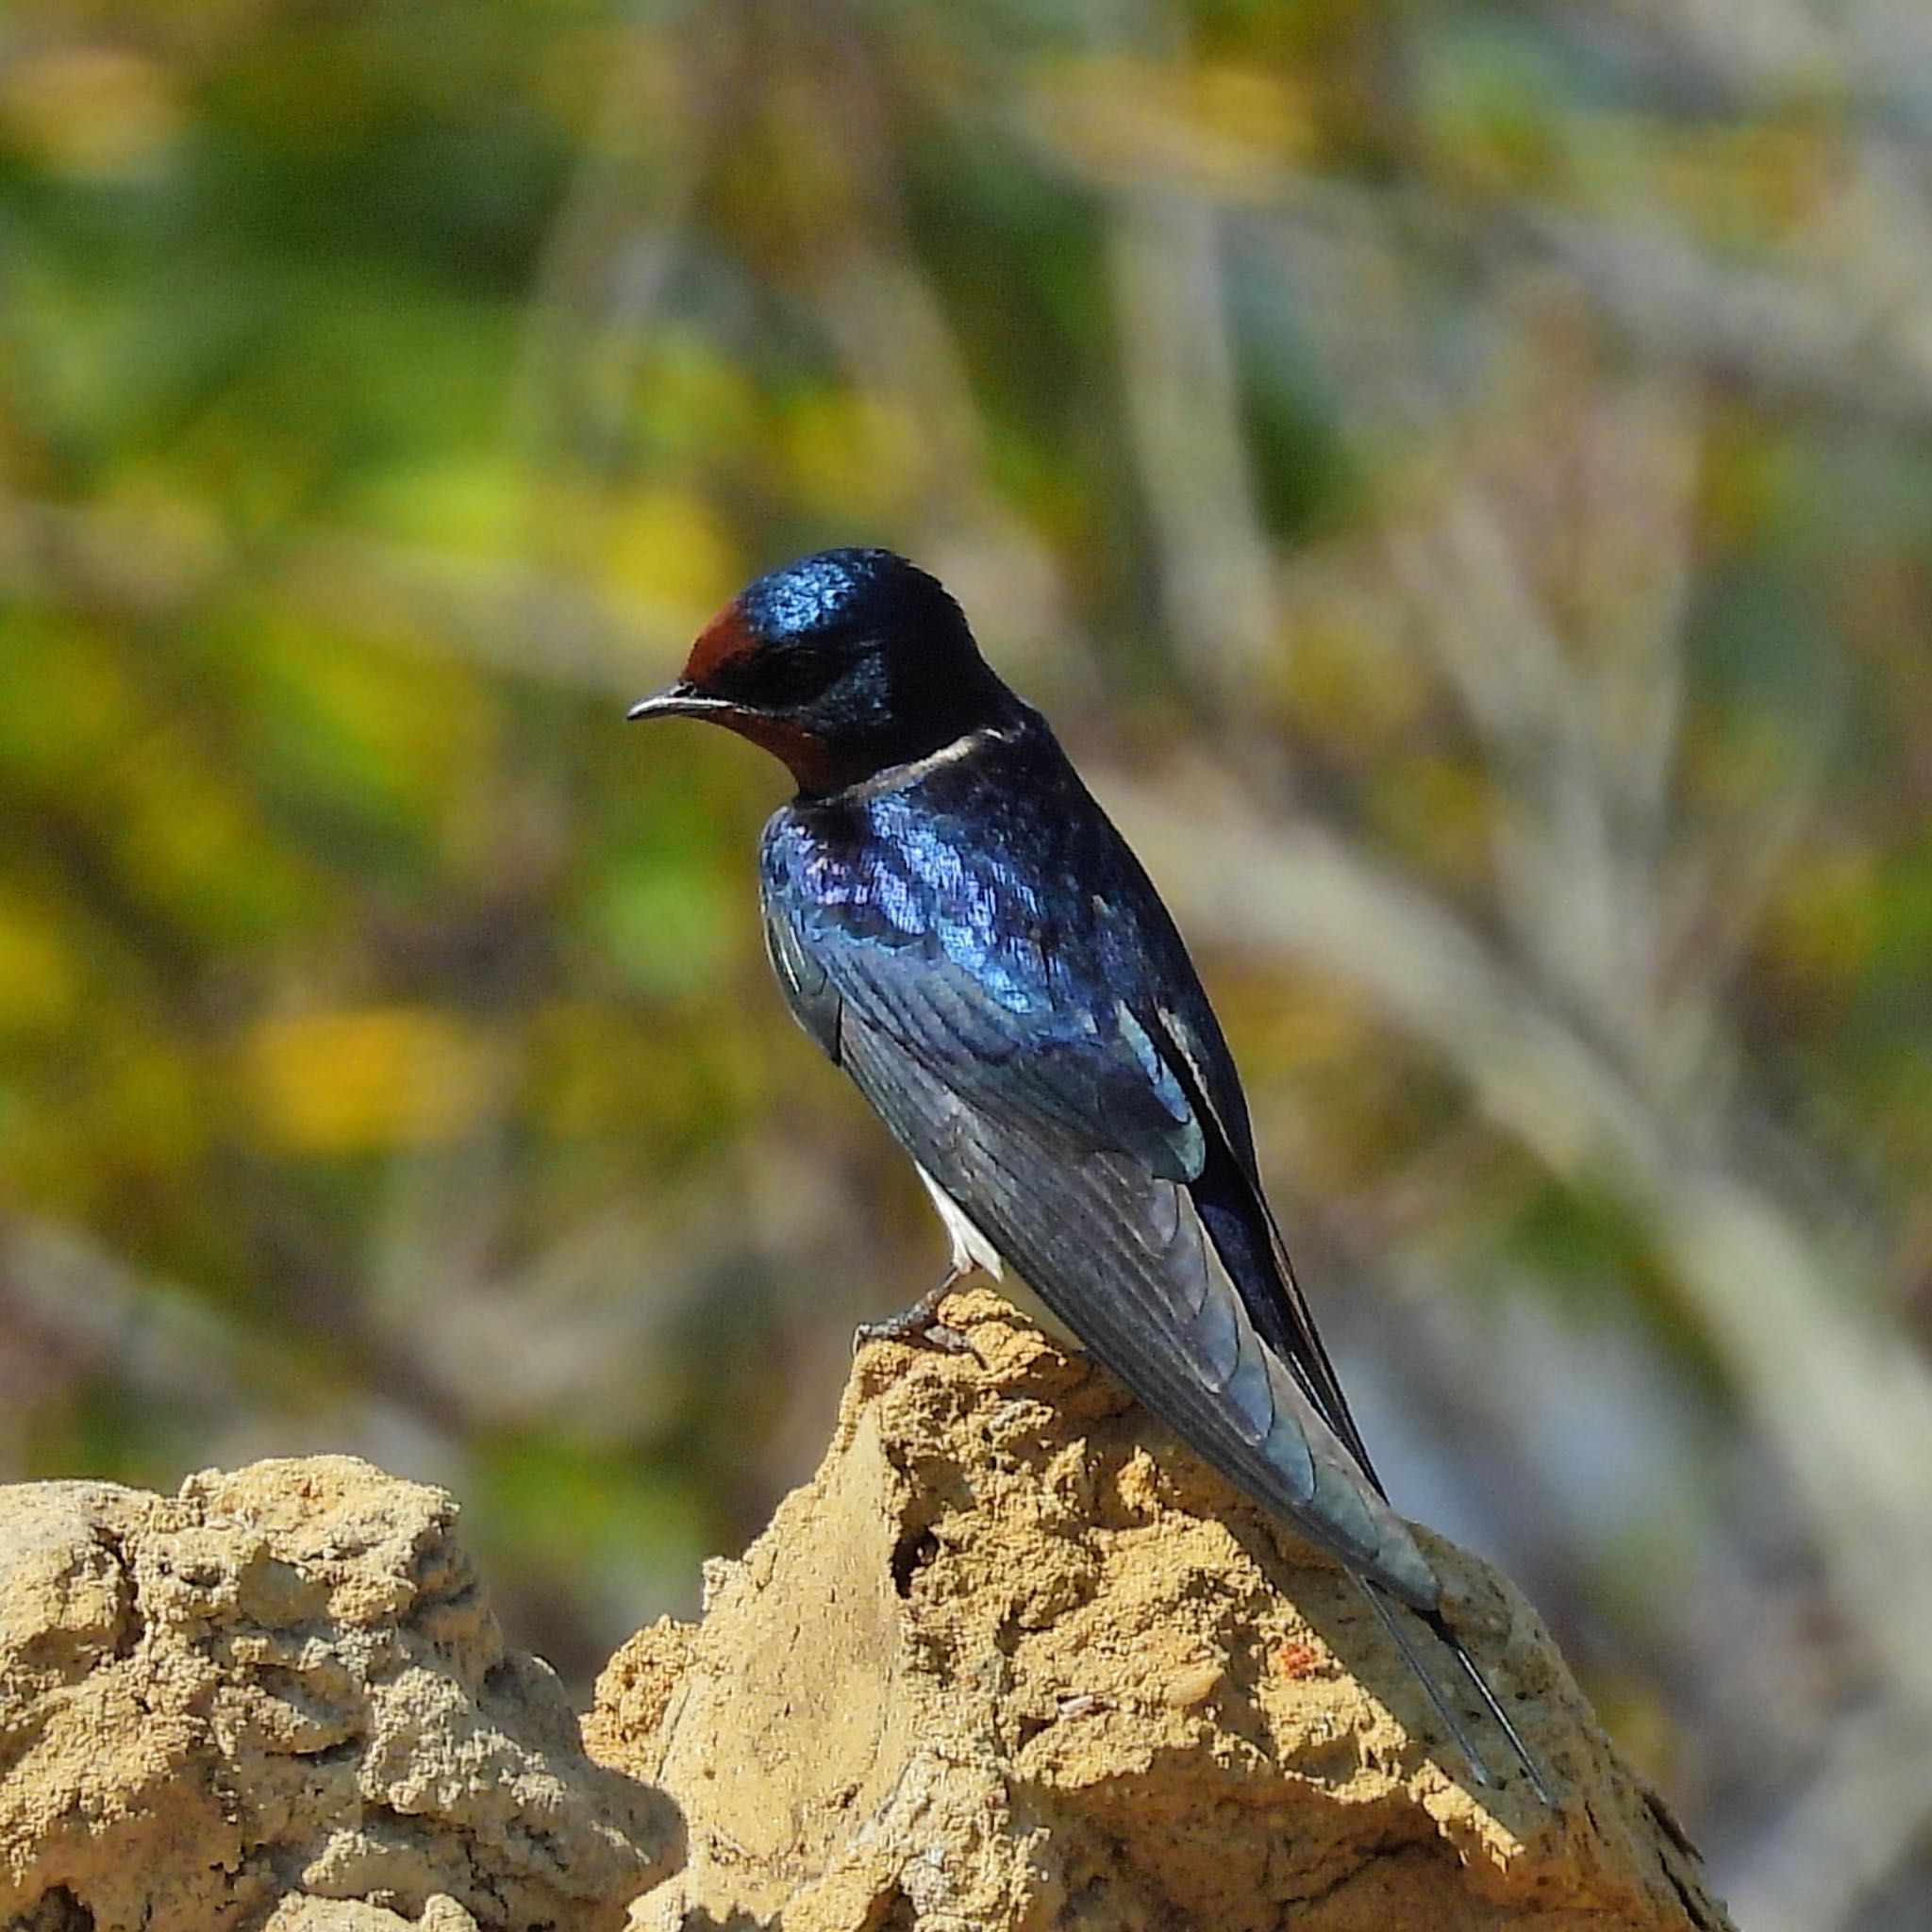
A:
[683,599,758,688]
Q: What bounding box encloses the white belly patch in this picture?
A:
[914,1164,1005,1279]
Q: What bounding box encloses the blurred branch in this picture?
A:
[1110,186,1282,713]
[1721,1697,1932,1932]
[1379,382,1717,1067]
[512,8,731,488]
[775,5,1068,658]
[0,1215,244,1417]
[0,495,665,693]
[1594,0,1932,130]
[1518,199,1932,425]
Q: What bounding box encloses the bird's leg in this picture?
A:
[853,1263,976,1356]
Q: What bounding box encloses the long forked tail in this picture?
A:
[1358,1580,1556,1806]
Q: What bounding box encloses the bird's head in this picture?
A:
[626,547,1012,795]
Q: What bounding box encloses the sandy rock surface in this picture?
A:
[0,1457,675,1932]
[589,1289,1731,1932]
[0,1292,1732,1932]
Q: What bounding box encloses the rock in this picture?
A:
[260,1899,479,1932]
[0,1293,1732,1931]
[0,1457,677,1932]
[587,1289,1731,1932]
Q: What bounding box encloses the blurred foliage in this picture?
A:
[7,3,1932,1920]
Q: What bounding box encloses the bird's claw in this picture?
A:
[853,1318,974,1357]
[853,1279,974,1357]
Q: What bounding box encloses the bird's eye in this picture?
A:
[753,646,839,708]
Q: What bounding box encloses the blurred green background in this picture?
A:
[6,3,1932,1922]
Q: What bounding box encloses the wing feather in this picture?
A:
[760,811,1437,1607]
[826,968,1439,1607]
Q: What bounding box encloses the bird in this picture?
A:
[627,545,1550,1802]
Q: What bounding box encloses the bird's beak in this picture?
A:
[625,680,738,723]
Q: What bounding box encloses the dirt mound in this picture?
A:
[0,1291,1729,1930]
[0,1457,676,1931]
[590,1289,1728,1932]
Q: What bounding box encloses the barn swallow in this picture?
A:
[628,546,1549,1801]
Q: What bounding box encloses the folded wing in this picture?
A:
[763,889,1441,1609]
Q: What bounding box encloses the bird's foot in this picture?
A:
[853,1275,974,1357]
